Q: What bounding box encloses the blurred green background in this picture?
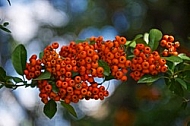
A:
[0,0,190,126]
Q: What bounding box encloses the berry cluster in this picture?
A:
[130,44,168,81]
[24,55,42,80]
[37,79,109,104]
[23,34,174,104]
[160,35,180,56]
[36,42,110,104]
[92,36,131,81]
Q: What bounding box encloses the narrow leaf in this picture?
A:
[0,67,6,82]
[104,74,115,81]
[75,40,85,44]
[98,60,110,76]
[163,56,183,64]
[43,99,57,119]
[143,33,149,44]
[181,102,187,109]
[71,71,79,78]
[12,77,23,83]
[148,29,162,51]
[11,44,27,75]
[61,101,77,118]
[39,52,44,59]
[178,53,190,61]
[7,0,11,6]
[137,74,162,83]
[0,25,11,33]
[175,78,187,89]
[3,22,9,27]
[33,71,51,80]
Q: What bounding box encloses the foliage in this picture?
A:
[1,28,190,120]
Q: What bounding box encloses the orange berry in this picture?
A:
[144,46,151,54]
[168,36,174,42]
[56,80,62,88]
[81,88,87,95]
[115,70,123,79]
[74,76,81,83]
[87,49,94,57]
[65,71,72,78]
[161,65,168,73]
[97,67,104,75]
[133,48,140,56]
[119,56,127,64]
[119,37,126,45]
[51,42,59,49]
[121,75,127,81]
[160,40,167,47]
[66,64,72,71]
[142,61,150,69]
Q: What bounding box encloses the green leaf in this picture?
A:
[12,77,23,83]
[175,78,187,89]
[104,74,115,81]
[43,99,57,119]
[137,74,162,84]
[7,0,11,6]
[11,44,27,75]
[3,22,9,27]
[75,40,85,44]
[0,25,11,33]
[71,71,79,78]
[136,37,148,46]
[178,53,190,61]
[39,52,44,59]
[33,71,51,80]
[61,101,77,118]
[0,84,4,89]
[143,33,149,44]
[163,56,183,64]
[168,79,184,96]
[98,60,110,76]
[90,40,96,45]
[126,34,143,48]
[148,29,162,51]
[0,67,6,82]
[181,102,187,109]
[125,41,136,48]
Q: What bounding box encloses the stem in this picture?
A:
[0,81,35,89]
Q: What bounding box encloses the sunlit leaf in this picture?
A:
[98,60,110,76]
[137,74,162,84]
[148,29,162,51]
[143,33,149,44]
[178,53,190,61]
[33,71,51,80]
[163,56,183,64]
[43,99,57,119]
[61,101,77,118]
[11,44,27,75]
